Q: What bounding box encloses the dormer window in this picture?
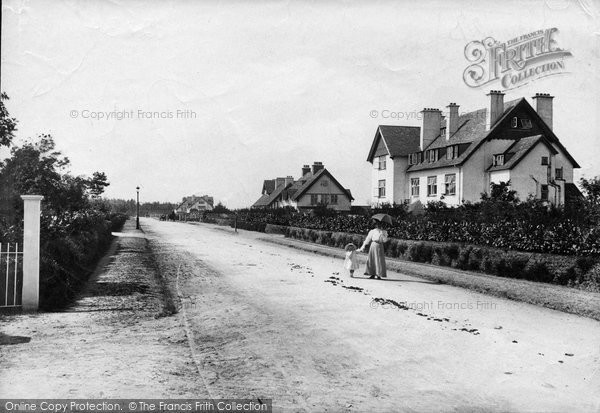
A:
[493,154,504,166]
[427,149,438,163]
[511,116,532,129]
[446,145,459,160]
[408,152,422,165]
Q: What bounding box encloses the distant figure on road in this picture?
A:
[344,243,360,277]
[358,220,388,279]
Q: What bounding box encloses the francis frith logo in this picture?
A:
[463,28,572,90]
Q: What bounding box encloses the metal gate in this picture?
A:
[0,242,23,308]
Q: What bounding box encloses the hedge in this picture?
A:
[282,226,599,291]
[39,212,128,309]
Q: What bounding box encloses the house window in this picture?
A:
[409,152,421,165]
[427,150,438,163]
[378,180,386,198]
[521,119,532,129]
[330,194,338,205]
[410,178,420,196]
[444,174,456,196]
[320,194,329,204]
[555,167,563,180]
[541,156,549,166]
[511,117,518,128]
[446,145,459,160]
[378,155,386,170]
[427,176,437,196]
[310,194,318,205]
[541,184,549,201]
[493,154,504,166]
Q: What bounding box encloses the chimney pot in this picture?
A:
[446,102,460,139]
[420,107,442,149]
[486,90,505,130]
[532,93,554,130]
[312,162,324,175]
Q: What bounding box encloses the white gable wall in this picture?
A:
[296,174,352,211]
[371,154,395,206]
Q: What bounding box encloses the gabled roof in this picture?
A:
[290,168,354,201]
[407,97,580,172]
[262,179,275,195]
[251,194,271,208]
[366,125,421,162]
[487,135,557,172]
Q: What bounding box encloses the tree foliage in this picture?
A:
[0,92,17,148]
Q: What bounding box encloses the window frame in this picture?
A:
[378,180,386,198]
[555,167,563,180]
[330,194,338,205]
[410,178,420,197]
[444,174,456,196]
[541,184,549,201]
[310,194,318,205]
[541,156,549,166]
[427,176,437,197]
[494,154,504,166]
[378,155,386,170]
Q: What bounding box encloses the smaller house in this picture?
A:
[252,162,354,211]
[174,195,214,219]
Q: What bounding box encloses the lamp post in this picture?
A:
[136,186,140,230]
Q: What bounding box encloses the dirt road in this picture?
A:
[1,218,599,412]
[143,219,599,412]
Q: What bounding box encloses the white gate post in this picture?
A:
[21,195,43,311]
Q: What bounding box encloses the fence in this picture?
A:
[0,242,23,308]
[0,195,42,311]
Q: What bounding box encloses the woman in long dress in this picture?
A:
[357,220,388,279]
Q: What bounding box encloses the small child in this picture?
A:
[344,243,360,277]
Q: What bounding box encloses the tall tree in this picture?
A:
[0,93,17,148]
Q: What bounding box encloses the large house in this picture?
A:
[252,162,354,211]
[174,195,214,219]
[367,91,580,208]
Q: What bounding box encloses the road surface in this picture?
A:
[142,219,600,412]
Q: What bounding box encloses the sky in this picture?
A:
[2,0,599,208]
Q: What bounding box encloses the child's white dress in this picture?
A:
[344,250,360,270]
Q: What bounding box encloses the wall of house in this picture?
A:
[490,170,510,185]
[510,143,557,203]
[296,174,352,211]
[407,166,461,206]
[370,154,394,206]
[392,156,409,204]
[460,149,486,202]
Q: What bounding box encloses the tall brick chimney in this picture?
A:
[312,161,324,174]
[285,176,294,186]
[532,93,554,130]
[420,108,442,150]
[301,165,311,176]
[446,103,459,139]
[275,177,286,188]
[486,90,505,130]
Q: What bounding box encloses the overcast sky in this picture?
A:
[2,0,599,208]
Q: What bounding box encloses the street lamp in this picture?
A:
[136,186,140,229]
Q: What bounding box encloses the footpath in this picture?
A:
[256,232,600,320]
[181,221,600,321]
[0,220,199,398]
